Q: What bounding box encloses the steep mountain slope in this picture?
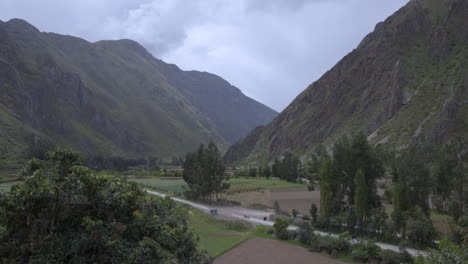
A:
[155,62,277,143]
[0,19,277,161]
[225,0,468,164]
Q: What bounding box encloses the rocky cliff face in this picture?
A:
[224,0,468,164]
[0,19,277,161]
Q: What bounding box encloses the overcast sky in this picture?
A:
[0,0,408,111]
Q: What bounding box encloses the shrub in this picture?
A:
[0,149,210,263]
[380,249,414,264]
[407,218,437,246]
[273,218,290,240]
[298,221,313,245]
[350,241,381,263]
[310,235,349,254]
[423,240,466,264]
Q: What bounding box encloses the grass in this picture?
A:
[0,184,13,193]
[430,211,454,239]
[130,178,187,193]
[131,177,307,195]
[188,209,252,257]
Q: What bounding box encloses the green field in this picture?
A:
[0,184,12,193]
[132,177,307,195]
[130,178,187,193]
[189,209,251,257]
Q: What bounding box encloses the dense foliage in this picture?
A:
[271,152,301,182]
[183,142,229,200]
[0,149,210,263]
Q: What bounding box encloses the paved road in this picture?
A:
[146,190,428,257]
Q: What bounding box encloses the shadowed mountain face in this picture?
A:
[225,0,468,164]
[0,19,277,160]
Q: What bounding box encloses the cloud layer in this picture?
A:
[0,0,408,111]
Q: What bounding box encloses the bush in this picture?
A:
[310,235,349,254]
[0,149,210,263]
[380,249,414,264]
[407,218,437,246]
[350,241,381,263]
[273,218,290,240]
[298,221,314,245]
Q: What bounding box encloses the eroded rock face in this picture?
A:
[225,0,468,164]
[0,19,277,160]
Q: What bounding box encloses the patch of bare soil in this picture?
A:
[214,237,346,264]
[270,188,321,215]
[225,188,321,215]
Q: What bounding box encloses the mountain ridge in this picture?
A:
[224,0,467,164]
[0,18,277,162]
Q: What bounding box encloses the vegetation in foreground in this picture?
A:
[188,209,252,257]
[0,149,210,263]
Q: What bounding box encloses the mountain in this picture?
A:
[225,0,468,164]
[0,19,277,162]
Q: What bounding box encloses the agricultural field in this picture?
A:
[0,183,13,193]
[214,237,347,264]
[129,178,187,193]
[188,209,252,257]
[130,177,307,195]
[225,188,320,215]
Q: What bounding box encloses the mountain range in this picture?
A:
[0,19,277,162]
[224,0,467,164]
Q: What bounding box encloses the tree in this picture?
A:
[183,142,228,200]
[354,169,369,231]
[264,165,271,178]
[274,200,281,215]
[320,160,336,219]
[0,149,210,263]
[310,203,318,225]
[333,133,383,207]
[292,209,299,218]
[273,218,290,240]
[248,167,257,178]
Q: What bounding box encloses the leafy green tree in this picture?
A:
[248,167,257,178]
[264,165,271,178]
[0,149,210,263]
[292,209,299,218]
[183,142,228,200]
[310,203,318,225]
[354,169,369,230]
[320,160,336,219]
[274,200,281,215]
[333,133,383,207]
[273,218,290,240]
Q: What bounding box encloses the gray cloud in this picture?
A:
[0,0,409,111]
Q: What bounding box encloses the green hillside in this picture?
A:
[224,0,468,164]
[0,19,277,164]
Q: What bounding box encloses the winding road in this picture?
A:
[146,190,428,257]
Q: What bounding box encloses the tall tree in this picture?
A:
[183,142,228,200]
[320,160,336,219]
[354,169,369,230]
